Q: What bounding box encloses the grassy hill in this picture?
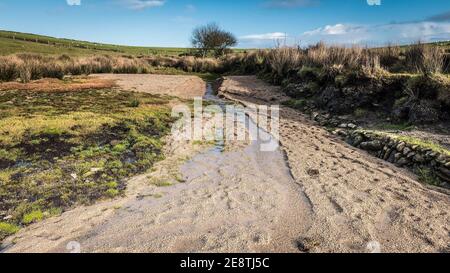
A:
[0,30,193,56]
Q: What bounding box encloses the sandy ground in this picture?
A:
[2,75,449,253]
[92,74,206,99]
[218,76,450,253]
[0,77,116,92]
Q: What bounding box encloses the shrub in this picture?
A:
[405,42,445,75]
[22,210,44,224]
[128,98,140,108]
[268,47,303,77]
[376,44,402,69]
[416,168,440,186]
[0,222,20,240]
[0,56,21,81]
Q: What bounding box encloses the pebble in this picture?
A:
[396,142,406,152]
[347,123,357,130]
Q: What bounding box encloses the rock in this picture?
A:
[403,147,412,156]
[383,149,394,160]
[396,142,406,152]
[312,112,320,120]
[70,173,78,180]
[445,162,450,168]
[360,141,383,151]
[387,152,396,163]
[414,154,425,163]
[397,157,410,167]
[437,167,450,183]
[394,153,403,162]
[337,130,348,137]
[3,215,13,221]
[426,151,438,159]
[352,135,364,147]
[406,152,416,159]
[347,123,358,130]
[387,140,396,148]
[437,154,446,164]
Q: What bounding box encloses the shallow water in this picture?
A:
[181,84,293,191]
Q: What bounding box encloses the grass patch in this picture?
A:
[0,30,249,57]
[416,168,441,186]
[152,180,173,187]
[0,30,190,56]
[354,108,368,118]
[0,222,20,240]
[373,122,415,132]
[393,136,450,156]
[22,210,44,224]
[282,99,307,110]
[370,130,450,156]
[0,88,175,228]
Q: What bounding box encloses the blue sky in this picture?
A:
[0,0,449,48]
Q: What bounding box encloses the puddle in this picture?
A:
[180,83,293,185]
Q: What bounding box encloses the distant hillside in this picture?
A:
[0,30,192,56]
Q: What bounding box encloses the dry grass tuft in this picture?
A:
[405,43,445,75]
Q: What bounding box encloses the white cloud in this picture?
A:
[303,23,350,36]
[66,0,81,6]
[300,22,450,46]
[239,21,450,48]
[240,32,288,40]
[239,32,292,48]
[123,0,165,10]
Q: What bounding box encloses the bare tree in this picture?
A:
[191,23,237,57]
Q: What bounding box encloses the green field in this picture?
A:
[0,30,194,56]
[0,30,250,57]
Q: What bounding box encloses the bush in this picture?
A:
[0,222,20,240]
[22,210,44,224]
[0,56,21,81]
[268,47,303,77]
[128,99,140,108]
[405,43,445,75]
